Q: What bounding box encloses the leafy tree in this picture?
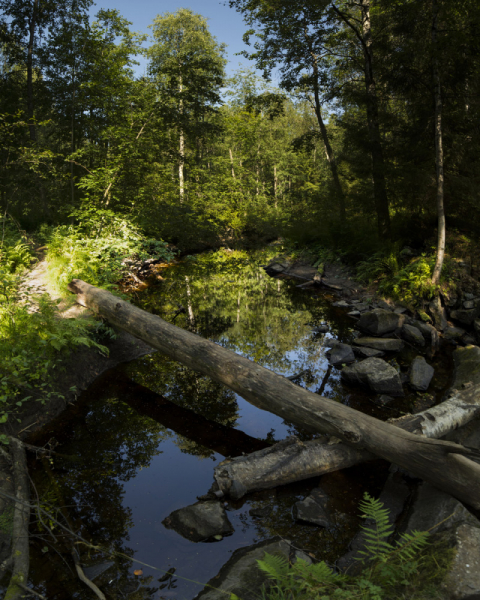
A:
[148,9,226,201]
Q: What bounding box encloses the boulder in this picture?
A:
[444,325,466,342]
[452,345,480,389]
[450,308,480,325]
[352,346,385,359]
[292,488,333,528]
[327,343,355,367]
[401,324,425,347]
[474,319,480,343]
[408,356,434,391]
[442,524,480,600]
[341,358,404,396]
[356,309,405,336]
[353,337,404,352]
[414,321,439,350]
[195,537,292,600]
[162,501,234,542]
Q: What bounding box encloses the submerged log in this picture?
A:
[215,385,480,498]
[68,279,480,509]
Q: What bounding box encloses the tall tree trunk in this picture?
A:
[308,49,346,223]
[229,148,236,179]
[179,75,185,202]
[26,0,39,142]
[431,0,446,285]
[360,0,390,239]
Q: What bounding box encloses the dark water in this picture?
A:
[13,249,453,599]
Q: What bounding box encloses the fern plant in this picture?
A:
[257,492,434,600]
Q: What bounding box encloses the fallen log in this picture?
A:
[4,438,30,600]
[68,279,480,509]
[214,385,480,498]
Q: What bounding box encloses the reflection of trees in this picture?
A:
[135,249,356,439]
[27,392,171,599]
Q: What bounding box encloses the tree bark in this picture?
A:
[431,0,446,285]
[215,384,480,497]
[26,0,39,142]
[68,278,480,509]
[360,0,390,239]
[4,438,30,600]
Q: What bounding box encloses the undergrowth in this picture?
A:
[43,208,175,294]
[255,493,453,600]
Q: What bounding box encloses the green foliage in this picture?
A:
[258,492,444,600]
[44,209,175,294]
[357,248,439,305]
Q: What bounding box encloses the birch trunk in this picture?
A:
[431,0,446,285]
[215,384,480,497]
[68,278,480,509]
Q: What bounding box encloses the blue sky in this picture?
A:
[89,0,260,79]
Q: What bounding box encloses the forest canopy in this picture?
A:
[0,0,479,259]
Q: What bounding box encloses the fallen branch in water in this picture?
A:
[68,278,480,509]
[4,437,30,600]
[215,385,480,498]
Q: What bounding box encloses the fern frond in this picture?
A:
[257,552,290,582]
[357,493,394,562]
[394,530,430,561]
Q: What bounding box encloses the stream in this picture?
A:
[8,249,454,599]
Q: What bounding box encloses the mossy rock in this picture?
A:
[452,345,480,388]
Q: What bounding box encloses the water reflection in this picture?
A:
[22,249,383,600]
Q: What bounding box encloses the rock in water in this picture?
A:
[162,501,234,542]
[292,489,332,527]
[353,337,404,352]
[356,309,404,335]
[408,356,434,391]
[327,343,355,367]
[402,324,425,347]
[195,537,292,600]
[341,358,404,396]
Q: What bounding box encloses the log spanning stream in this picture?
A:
[21,249,454,600]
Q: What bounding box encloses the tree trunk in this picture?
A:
[229,148,236,179]
[431,0,446,285]
[179,76,185,202]
[361,0,390,239]
[26,0,39,142]
[215,383,480,497]
[5,438,30,600]
[68,278,480,509]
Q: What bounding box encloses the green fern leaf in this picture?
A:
[257,552,290,582]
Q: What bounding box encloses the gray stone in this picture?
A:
[474,319,480,342]
[332,300,350,308]
[465,293,475,300]
[162,501,234,542]
[409,356,434,391]
[414,321,439,350]
[452,346,480,389]
[327,343,355,367]
[463,334,477,346]
[353,346,385,359]
[195,538,292,600]
[402,481,476,537]
[463,300,476,309]
[292,489,332,527]
[450,308,480,325]
[356,309,405,336]
[313,325,329,334]
[347,310,361,318]
[355,303,371,313]
[402,324,425,347]
[353,337,404,352]
[443,524,480,600]
[444,325,466,342]
[394,306,408,314]
[376,300,392,311]
[341,358,404,396]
